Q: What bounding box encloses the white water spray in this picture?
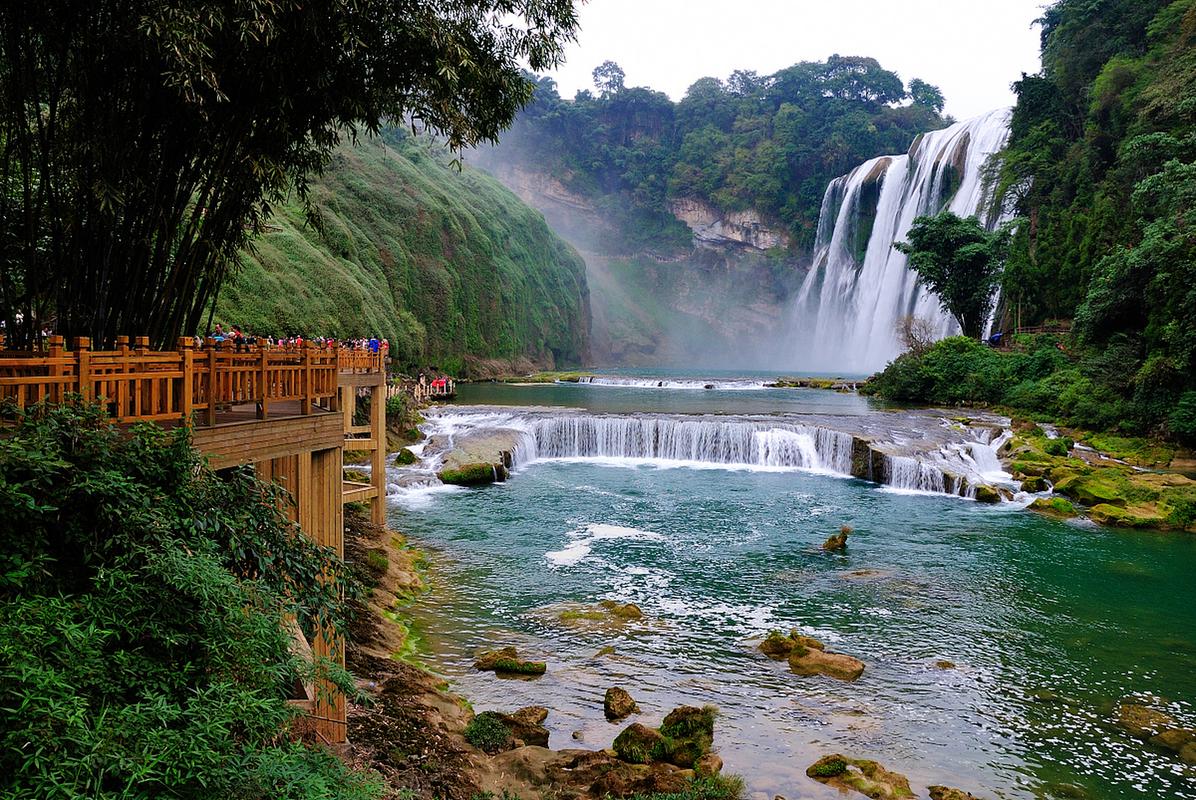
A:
[790,109,1012,373]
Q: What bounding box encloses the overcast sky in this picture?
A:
[544,0,1047,120]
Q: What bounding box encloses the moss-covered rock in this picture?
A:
[806,755,914,798]
[1116,702,1174,738]
[612,723,669,764]
[604,687,640,721]
[438,462,502,486]
[658,705,717,768]
[473,646,547,676]
[1029,496,1079,518]
[1088,503,1167,528]
[1054,473,1129,507]
[1019,475,1048,492]
[600,599,645,619]
[758,630,825,659]
[823,525,851,551]
[789,647,865,681]
[974,485,1001,504]
[393,448,418,466]
[928,787,982,800]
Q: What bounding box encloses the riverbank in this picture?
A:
[339,506,751,800]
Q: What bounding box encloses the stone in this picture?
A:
[789,647,865,681]
[501,706,550,747]
[605,687,640,721]
[1029,497,1079,518]
[438,462,502,486]
[806,754,914,799]
[694,753,723,777]
[823,526,850,551]
[973,485,1001,504]
[659,705,717,768]
[473,646,547,676]
[572,730,584,740]
[600,599,645,620]
[393,448,418,466]
[612,723,668,765]
[935,660,957,670]
[929,787,982,800]
[1116,702,1175,738]
[1019,475,1048,493]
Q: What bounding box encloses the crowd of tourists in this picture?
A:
[199,323,390,355]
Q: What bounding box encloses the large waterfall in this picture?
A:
[790,108,1012,374]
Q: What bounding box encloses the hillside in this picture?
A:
[218,131,590,375]
[991,0,1196,438]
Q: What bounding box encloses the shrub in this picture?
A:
[1169,391,1196,444]
[464,712,513,753]
[0,404,377,799]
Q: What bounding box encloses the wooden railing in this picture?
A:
[388,378,456,404]
[0,335,384,425]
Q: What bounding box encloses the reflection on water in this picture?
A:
[391,460,1196,800]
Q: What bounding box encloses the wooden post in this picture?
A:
[206,338,218,427]
[370,377,386,526]
[47,335,65,404]
[178,337,194,423]
[258,343,269,420]
[74,337,91,403]
[302,342,313,415]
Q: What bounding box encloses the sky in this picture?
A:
[544,0,1047,120]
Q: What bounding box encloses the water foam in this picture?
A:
[546,523,667,567]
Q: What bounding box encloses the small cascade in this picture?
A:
[789,108,1013,373]
[884,455,948,494]
[522,415,855,474]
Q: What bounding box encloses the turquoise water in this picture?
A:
[455,380,879,416]
[389,387,1196,800]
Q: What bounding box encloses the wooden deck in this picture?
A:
[0,335,389,744]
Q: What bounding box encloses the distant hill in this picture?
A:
[218,130,590,375]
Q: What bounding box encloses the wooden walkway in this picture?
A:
[0,334,388,745]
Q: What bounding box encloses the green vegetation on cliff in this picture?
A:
[219,131,589,374]
[991,0,1196,440]
[479,57,946,254]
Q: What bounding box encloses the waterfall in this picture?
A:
[790,108,1012,374]
[521,415,855,474]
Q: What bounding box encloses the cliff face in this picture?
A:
[471,159,802,367]
[220,133,590,374]
[668,198,790,251]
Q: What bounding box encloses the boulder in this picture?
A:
[438,462,503,486]
[806,754,914,799]
[1019,475,1048,493]
[974,485,1001,504]
[759,630,825,659]
[1054,474,1127,508]
[1088,503,1166,529]
[612,723,668,764]
[659,705,716,768]
[935,660,957,670]
[823,526,851,551]
[1116,702,1175,738]
[393,448,418,466]
[473,646,547,676]
[789,647,865,681]
[502,706,550,747]
[605,687,640,721]
[929,788,982,800]
[1029,497,1078,518]
[600,599,645,620]
[1151,727,1196,763]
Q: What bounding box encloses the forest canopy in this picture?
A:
[478,56,948,254]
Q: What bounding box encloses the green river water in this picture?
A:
[386,380,1196,800]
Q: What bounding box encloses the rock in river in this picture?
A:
[759,630,865,681]
[473,646,546,676]
[605,687,640,720]
[806,754,914,799]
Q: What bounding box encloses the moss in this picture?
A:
[807,756,849,778]
[437,462,499,486]
[1029,497,1079,518]
[1088,503,1167,529]
[612,723,669,764]
[491,658,546,675]
[364,549,389,574]
[343,467,370,483]
[464,712,513,754]
[393,448,417,466]
[1054,471,1134,508]
[623,775,745,800]
[1084,433,1176,467]
[559,608,605,622]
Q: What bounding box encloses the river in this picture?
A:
[385,379,1196,800]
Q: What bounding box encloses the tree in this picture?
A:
[592,60,626,97]
[894,212,1013,339]
[895,314,937,355]
[0,0,580,348]
[908,78,946,113]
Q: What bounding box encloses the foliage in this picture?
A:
[463,713,513,754]
[476,58,946,254]
[894,212,1014,338]
[0,0,579,348]
[0,403,375,799]
[219,132,589,370]
[993,0,1196,437]
[808,757,849,778]
[626,775,746,800]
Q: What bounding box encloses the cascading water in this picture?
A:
[519,415,855,474]
[789,108,1012,373]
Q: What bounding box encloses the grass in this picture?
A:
[220,131,589,372]
[626,775,746,800]
[464,713,513,754]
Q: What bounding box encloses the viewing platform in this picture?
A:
[0,334,389,744]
